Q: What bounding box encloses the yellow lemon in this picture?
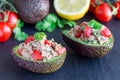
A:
[54,0,90,20]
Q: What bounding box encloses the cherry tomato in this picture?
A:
[84,26,92,38]
[1,11,19,29]
[95,3,112,22]
[113,1,120,19]
[0,22,12,42]
[101,27,112,38]
[89,0,103,13]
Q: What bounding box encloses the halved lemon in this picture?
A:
[54,0,90,20]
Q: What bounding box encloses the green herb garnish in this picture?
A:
[13,20,28,41]
[88,19,102,29]
[34,32,46,40]
[35,14,76,32]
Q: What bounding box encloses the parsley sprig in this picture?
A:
[35,14,76,32]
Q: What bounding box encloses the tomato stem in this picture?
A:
[0,10,8,21]
[0,0,17,13]
[106,0,118,15]
[114,0,119,2]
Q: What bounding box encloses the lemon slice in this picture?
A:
[54,0,90,20]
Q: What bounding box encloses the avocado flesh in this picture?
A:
[62,30,114,57]
[11,46,66,73]
[14,0,49,24]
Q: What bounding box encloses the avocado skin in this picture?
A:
[14,0,49,24]
[62,31,114,58]
[11,47,66,73]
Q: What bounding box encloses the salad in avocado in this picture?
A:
[17,32,66,61]
[12,32,66,73]
[68,20,112,45]
[62,19,114,57]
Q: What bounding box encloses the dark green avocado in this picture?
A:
[14,0,49,24]
[62,30,114,58]
[11,46,66,73]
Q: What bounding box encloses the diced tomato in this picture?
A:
[75,29,82,38]
[24,36,34,44]
[17,48,22,56]
[57,47,66,55]
[44,40,49,44]
[44,39,52,46]
[101,27,112,37]
[31,50,43,60]
[84,26,92,38]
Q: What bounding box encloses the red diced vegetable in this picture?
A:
[32,50,43,60]
[57,47,66,55]
[84,26,92,38]
[44,40,49,44]
[17,48,22,56]
[75,29,82,38]
[101,27,112,37]
[24,36,34,44]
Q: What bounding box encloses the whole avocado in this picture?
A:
[14,0,49,24]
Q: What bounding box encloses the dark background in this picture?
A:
[0,0,120,80]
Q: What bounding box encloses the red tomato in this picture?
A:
[57,47,66,55]
[84,26,92,38]
[113,1,120,19]
[89,0,103,13]
[101,27,112,37]
[95,3,112,22]
[1,11,19,29]
[0,22,12,42]
[32,50,43,60]
[24,36,34,44]
[17,48,22,56]
[75,29,82,38]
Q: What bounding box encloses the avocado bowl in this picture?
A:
[11,32,67,73]
[62,20,114,58]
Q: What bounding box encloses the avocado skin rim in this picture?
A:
[11,46,67,74]
[62,30,114,58]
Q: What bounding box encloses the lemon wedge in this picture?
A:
[54,0,90,20]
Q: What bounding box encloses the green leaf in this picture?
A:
[35,21,43,31]
[88,19,102,29]
[34,32,46,40]
[65,20,76,27]
[14,32,28,41]
[16,20,24,28]
[57,19,64,28]
[13,20,28,41]
[35,13,76,32]
[45,14,58,23]
[46,23,56,32]
[42,21,52,31]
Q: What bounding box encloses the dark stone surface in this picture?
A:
[0,0,120,80]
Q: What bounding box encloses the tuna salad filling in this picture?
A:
[17,32,66,61]
[68,20,112,45]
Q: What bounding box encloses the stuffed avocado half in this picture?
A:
[12,32,66,73]
[62,19,114,57]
